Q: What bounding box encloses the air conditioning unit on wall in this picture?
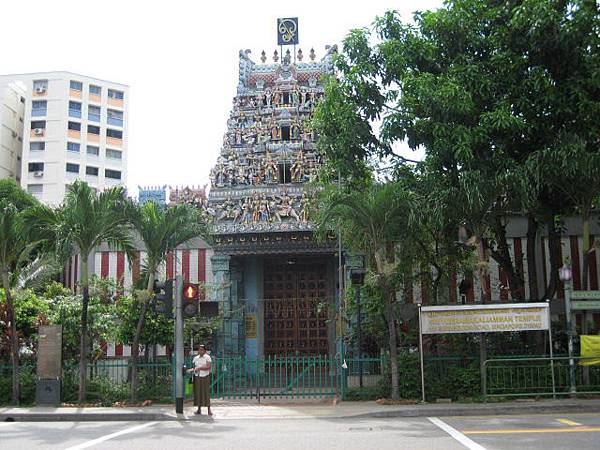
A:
[33,171,44,177]
[34,128,44,135]
[36,87,46,94]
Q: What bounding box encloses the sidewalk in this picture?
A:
[2,398,600,422]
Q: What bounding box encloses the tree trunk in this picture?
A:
[130,271,155,403]
[582,213,590,291]
[491,216,524,301]
[543,216,560,301]
[386,291,400,400]
[78,259,90,404]
[2,270,19,405]
[526,215,539,301]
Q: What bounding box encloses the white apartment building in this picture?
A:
[0,80,25,182]
[0,72,129,205]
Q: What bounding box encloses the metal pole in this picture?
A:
[565,281,577,395]
[356,285,363,388]
[174,275,184,414]
[418,304,425,403]
[547,301,556,399]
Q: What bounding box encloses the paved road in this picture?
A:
[1,413,598,450]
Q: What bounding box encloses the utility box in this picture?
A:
[36,379,61,406]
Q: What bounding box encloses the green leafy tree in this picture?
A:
[0,179,39,404]
[314,182,417,400]
[24,180,134,403]
[128,201,209,402]
[314,0,600,303]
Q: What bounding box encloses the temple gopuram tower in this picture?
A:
[206,36,338,358]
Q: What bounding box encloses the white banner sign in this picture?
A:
[420,303,549,334]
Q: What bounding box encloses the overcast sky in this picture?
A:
[2,0,443,197]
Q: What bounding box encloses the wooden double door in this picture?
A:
[263,259,329,356]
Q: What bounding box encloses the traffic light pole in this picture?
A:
[174,275,184,414]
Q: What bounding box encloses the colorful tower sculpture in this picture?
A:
[206,44,339,357]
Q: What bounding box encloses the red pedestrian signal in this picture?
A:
[183,283,198,301]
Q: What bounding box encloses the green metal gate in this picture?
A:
[183,355,342,401]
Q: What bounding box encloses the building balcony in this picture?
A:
[108,97,124,108]
[106,136,122,147]
[87,133,100,143]
[67,129,81,139]
[70,89,82,99]
[89,93,101,104]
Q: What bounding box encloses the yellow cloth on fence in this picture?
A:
[580,335,600,366]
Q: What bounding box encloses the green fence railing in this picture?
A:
[484,356,600,399]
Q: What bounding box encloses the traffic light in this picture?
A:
[182,282,199,318]
[153,279,173,318]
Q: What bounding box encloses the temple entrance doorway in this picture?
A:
[263,257,330,356]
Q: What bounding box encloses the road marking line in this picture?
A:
[557,418,582,426]
[428,417,487,450]
[62,421,156,450]
[463,427,600,434]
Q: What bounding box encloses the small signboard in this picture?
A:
[245,314,257,339]
[277,18,299,45]
[420,303,549,334]
[571,290,600,300]
[571,300,600,311]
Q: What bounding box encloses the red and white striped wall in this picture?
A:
[92,248,215,289]
[408,236,600,305]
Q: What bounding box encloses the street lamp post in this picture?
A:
[350,267,366,388]
[559,264,577,395]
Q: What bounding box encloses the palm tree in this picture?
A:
[129,201,209,402]
[25,180,134,403]
[315,182,415,400]
[0,180,40,405]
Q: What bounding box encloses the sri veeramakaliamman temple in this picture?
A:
[199,45,340,358]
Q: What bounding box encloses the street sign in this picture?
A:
[571,300,600,311]
[570,290,600,300]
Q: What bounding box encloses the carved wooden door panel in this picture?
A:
[264,261,328,356]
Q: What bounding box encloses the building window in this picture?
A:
[28,162,44,172]
[89,85,101,95]
[87,124,100,135]
[31,120,46,130]
[88,105,101,122]
[87,145,99,156]
[27,184,43,195]
[68,121,81,131]
[108,89,124,100]
[66,163,79,173]
[107,109,123,127]
[106,128,122,139]
[69,101,82,118]
[86,166,99,176]
[70,80,83,91]
[106,149,122,159]
[33,80,48,93]
[30,142,45,151]
[105,169,121,180]
[67,142,80,153]
[31,100,47,116]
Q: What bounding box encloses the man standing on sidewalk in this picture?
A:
[188,345,212,416]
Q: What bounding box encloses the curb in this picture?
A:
[346,402,600,419]
[0,413,177,422]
